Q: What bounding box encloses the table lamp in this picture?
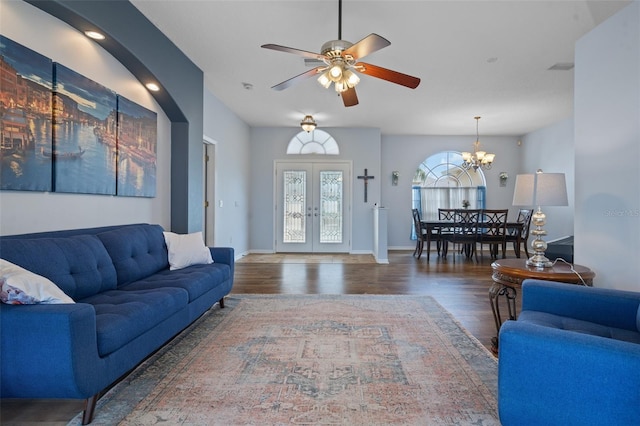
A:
[512,170,568,268]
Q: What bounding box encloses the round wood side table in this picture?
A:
[489,258,595,354]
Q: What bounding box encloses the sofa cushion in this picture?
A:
[97,224,169,287]
[0,259,75,304]
[79,287,189,356]
[519,310,640,344]
[0,235,117,299]
[121,262,231,302]
[163,231,213,270]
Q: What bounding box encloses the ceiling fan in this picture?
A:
[261,0,420,107]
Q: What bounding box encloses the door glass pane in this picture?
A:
[319,170,343,243]
[283,170,306,243]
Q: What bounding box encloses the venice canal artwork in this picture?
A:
[0,35,156,197]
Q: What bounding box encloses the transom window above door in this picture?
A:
[287,130,339,155]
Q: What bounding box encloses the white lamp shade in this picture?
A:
[512,174,535,206]
[512,172,568,207]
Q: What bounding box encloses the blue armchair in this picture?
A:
[498,279,640,426]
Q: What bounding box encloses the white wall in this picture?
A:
[249,127,381,253]
[520,117,575,241]
[0,0,171,235]
[381,134,522,249]
[574,0,640,290]
[203,90,251,255]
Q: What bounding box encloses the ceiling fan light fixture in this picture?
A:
[317,73,332,88]
[300,115,317,132]
[320,65,361,93]
[261,0,420,106]
[344,69,360,87]
[329,64,343,81]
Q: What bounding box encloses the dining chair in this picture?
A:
[505,209,533,258]
[445,209,480,262]
[437,208,457,257]
[477,209,509,260]
[412,208,428,258]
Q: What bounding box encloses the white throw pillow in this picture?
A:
[163,231,214,271]
[0,259,75,305]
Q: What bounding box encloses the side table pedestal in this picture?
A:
[489,258,594,355]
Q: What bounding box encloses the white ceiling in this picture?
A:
[130,0,630,136]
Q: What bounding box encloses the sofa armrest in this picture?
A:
[0,303,102,398]
[209,246,234,281]
[498,320,640,425]
[521,279,640,330]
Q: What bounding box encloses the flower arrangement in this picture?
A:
[462,200,470,208]
[499,172,508,181]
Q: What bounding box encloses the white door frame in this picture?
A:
[203,136,217,246]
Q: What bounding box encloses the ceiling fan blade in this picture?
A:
[342,33,390,60]
[271,67,324,91]
[341,87,359,107]
[261,44,325,61]
[356,62,421,89]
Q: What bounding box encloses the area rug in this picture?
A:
[71,295,498,425]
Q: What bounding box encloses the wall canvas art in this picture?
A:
[116,95,157,197]
[52,63,117,195]
[0,35,53,192]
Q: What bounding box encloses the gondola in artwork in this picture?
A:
[52,62,117,195]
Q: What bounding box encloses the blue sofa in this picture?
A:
[0,223,234,424]
[498,279,640,425]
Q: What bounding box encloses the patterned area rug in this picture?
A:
[71,295,498,425]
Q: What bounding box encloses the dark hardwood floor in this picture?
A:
[1,249,518,424]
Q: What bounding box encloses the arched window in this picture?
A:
[414,151,485,187]
[413,151,487,223]
[287,129,339,155]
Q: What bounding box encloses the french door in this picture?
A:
[275,161,351,253]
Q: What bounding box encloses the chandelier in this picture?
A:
[316,41,361,93]
[461,116,495,171]
[300,115,317,132]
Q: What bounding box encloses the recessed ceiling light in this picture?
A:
[84,31,105,40]
[145,83,160,92]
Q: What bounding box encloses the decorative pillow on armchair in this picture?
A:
[0,259,75,304]
[163,231,214,270]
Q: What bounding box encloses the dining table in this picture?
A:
[420,219,524,260]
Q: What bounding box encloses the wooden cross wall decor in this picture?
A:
[357,168,375,203]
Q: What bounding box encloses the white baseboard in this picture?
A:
[350,250,373,255]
